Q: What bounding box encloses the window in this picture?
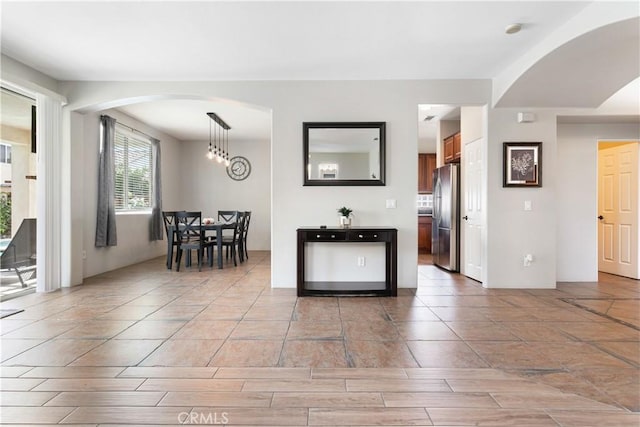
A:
[0,143,11,164]
[318,163,338,179]
[114,125,152,210]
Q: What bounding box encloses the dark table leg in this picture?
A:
[217,227,223,269]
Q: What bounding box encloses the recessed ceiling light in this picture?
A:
[505,23,522,35]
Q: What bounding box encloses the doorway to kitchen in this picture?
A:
[417,104,460,267]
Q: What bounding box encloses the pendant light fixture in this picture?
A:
[206,112,231,165]
[207,119,214,160]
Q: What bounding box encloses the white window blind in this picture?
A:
[114,125,152,210]
[0,143,11,164]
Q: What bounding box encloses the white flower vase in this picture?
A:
[339,216,352,228]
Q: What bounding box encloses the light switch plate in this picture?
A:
[524,200,532,211]
[386,199,397,209]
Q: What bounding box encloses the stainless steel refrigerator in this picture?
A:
[432,164,460,272]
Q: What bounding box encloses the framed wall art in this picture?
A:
[503,142,542,187]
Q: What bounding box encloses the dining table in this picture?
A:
[166,221,237,270]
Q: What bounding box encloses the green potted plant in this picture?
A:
[337,206,353,228]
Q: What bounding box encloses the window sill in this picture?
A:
[116,210,151,216]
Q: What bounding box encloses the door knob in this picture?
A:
[598,215,604,220]
[463,216,469,220]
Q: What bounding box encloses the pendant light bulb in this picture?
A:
[207,118,214,160]
[216,154,223,163]
[225,158,230,167]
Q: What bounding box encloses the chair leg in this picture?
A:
[175,249,183,272]
[197,249,203,272]
[238,241,244,263]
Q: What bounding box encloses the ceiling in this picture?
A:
[1,1,590,81]
[116,100,271,142]
[1,2,637,142]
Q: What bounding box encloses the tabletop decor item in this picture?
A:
[337,206,353,228]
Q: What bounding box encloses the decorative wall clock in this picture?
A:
[226,156,251,181]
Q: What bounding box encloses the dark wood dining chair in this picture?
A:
[215,210,239,242]
[217,210,238,223]
[162,211,180,269]
[239,211,251,262]
[221,211,244,267]
[174,211,215,272]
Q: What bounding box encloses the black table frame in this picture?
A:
[297,227,398,297]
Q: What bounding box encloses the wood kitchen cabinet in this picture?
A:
[444,136,454,163]
[418,216,432,253]
[453,132,461,160]
[418,153,436,193]
[443,132,461,163]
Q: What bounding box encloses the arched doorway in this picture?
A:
[64,94,273,285]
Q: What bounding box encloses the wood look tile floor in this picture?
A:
[1,251,639,426]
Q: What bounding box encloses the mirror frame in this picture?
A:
[303,121,386,186]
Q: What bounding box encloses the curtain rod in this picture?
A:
[101,114,156,141]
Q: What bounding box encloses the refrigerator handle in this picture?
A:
[433,179,441,225]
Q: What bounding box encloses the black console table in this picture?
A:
[296,227,398,297]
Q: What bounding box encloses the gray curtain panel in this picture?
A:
[150,137,163,241]
[95,115,117,247]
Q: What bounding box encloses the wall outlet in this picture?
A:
[357,256,366,267]
[523,254,533,267]
[524,200,532,211]
[386,199,396,209]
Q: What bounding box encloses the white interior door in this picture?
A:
[462,137,483,282]
[598,142,639,279]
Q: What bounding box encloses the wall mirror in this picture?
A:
[303,122,386,186]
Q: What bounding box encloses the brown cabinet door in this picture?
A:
[418,154,428,193]
[418,216,432,253]
[453,132,462,160]
[426,154,436,192]
[444,137,454,163]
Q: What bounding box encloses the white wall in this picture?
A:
[486,109,558,288]
[178,138,271,251]
[52,79,640,289]
[461,107,484,144]
[556,122,640,281]
[0,54,61,99]
[60,79,492,288]
[79,109,182,278]
[69,112,84,285]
